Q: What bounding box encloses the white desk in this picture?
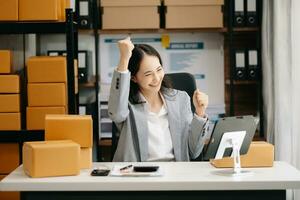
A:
[1,161,300,200]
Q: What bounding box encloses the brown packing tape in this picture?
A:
[210,142,274,168]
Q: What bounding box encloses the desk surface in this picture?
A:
[1,161,300,191]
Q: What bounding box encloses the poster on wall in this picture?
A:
[99,33,225,119]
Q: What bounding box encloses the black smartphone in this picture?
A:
[133,166,159,172]
[90,169,110,176]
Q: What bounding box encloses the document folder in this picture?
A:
[233,0,245,27]
[247,49,259,80]
[77,0,93,29]
[234,50,247,80]
[246,0,257,26]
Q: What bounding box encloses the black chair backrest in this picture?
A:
[111,72,197,160]
[164,72,197,112]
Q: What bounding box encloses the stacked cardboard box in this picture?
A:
[22,140,80,178]
[0,50,21,131]
[0,50,21,200]
[0,143,20,200]
[26,56,68,130]
[45,115,93,169]
[0,0,70,22]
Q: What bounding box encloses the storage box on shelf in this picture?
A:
[101,0,161,29]
[164,0,224,29]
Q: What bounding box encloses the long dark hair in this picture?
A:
[128,44,172,104]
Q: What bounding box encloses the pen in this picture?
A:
[120,164,133,171]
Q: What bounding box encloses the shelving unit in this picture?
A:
[225,0,263,138]
[0,9,78,158]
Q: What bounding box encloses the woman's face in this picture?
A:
[132,54,165,94]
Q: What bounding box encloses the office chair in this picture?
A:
[111,72,197,160]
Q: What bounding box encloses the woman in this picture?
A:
[108,37,209,162]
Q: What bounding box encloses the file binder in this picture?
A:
[247,49,259,80]
[246,0,257,26]
[233,0,245,27]
[234,50,246,80]
[76,0,93,29]
[78,51,89,83]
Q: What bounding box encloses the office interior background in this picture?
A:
[0,0,300,199]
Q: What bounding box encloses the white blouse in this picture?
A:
[140,93,175,161]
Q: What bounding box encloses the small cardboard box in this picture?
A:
[0,75,20,93]
[19,0,60,21]
[0,175,20,200]
[101,0,161,29]
[0,50,12,74]
[26,106,66,130]
[210,141,274,168]
[0,0,18,21]
[22,140,80,178]
[27,83,67,106]
[0,94,20,113]
[45,115,93,148]
[0,143,19,174]
[27,56,67,83]
[80,147,92,169]
[0,113,21,131]
[165,0,224,29]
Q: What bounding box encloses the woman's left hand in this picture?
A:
[193,89,209,118]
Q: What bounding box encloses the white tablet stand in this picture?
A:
[214,131,253,177]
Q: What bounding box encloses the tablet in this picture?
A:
[203,115,258,161]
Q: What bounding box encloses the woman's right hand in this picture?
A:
[117,37,134,71]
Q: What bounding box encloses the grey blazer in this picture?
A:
[108,70,209,162]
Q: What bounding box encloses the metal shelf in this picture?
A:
[0,21,77,34]
[0,130,44,143]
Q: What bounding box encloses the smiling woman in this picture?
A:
[108,37,210,162]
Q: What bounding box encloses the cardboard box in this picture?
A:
[19,0,60,21]
[27,83,67,106]
[0,50,12,74]
[0,113,21,130]
[0,175,20,200]
[210,141,274,168]
[0,94,20,113]
[0,0,18,21]
[101,0,160,29]
[27,56,67,83]
[0,143,19,173]
[80,147,92,169]
[165,0,224,28]
[0,75,20,93]
[45,115,93,148]
[22,140,80,178]
[26,107,66,130]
